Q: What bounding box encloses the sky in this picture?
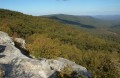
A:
[0,0,120,16]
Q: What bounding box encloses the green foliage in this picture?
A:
[0,9,120,78]
[98,57,117,78]
[79,51,119,78]
[0,76,3,78]
[58,65,88,78]
[59,65,73,78]
[26,34,61,59]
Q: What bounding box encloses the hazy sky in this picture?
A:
[0,0,120,15]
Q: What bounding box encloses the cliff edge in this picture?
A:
[0,31,92,78]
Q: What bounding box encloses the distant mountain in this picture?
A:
[93,15,120,25]
[44,14,120,35]
[93,15,120,21]
[44,14,112,29]
[93,15,120,34]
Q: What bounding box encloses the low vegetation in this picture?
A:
[0,9,120,78]
[59,65,73,78]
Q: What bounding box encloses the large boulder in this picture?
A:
[0,31,92,78]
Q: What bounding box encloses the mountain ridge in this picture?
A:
[44,14,113,28]
[0,9,120,78]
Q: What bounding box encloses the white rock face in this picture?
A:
[0,31,14,45]
[13,38,26,49]
[0,31,92,78]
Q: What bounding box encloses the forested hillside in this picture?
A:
[45,14,113,28]
[0,9,120,78]
[46,14,120,36]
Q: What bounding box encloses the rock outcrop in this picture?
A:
[0,31,92,78]
[13,38,26,49]
[0,31,14,45]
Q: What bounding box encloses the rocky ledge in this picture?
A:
[0,31,92,78]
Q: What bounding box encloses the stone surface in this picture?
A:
[13,38,26,49]
[0,31,92,78]
[0,31,14,45]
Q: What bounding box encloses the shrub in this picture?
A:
[26,34,61,59]
[59,65,73,78]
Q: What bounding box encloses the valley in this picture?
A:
[0,9,120,78]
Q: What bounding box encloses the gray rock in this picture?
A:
[0,31,14,45]
[0,31,92,78]
[13,38,26,49]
